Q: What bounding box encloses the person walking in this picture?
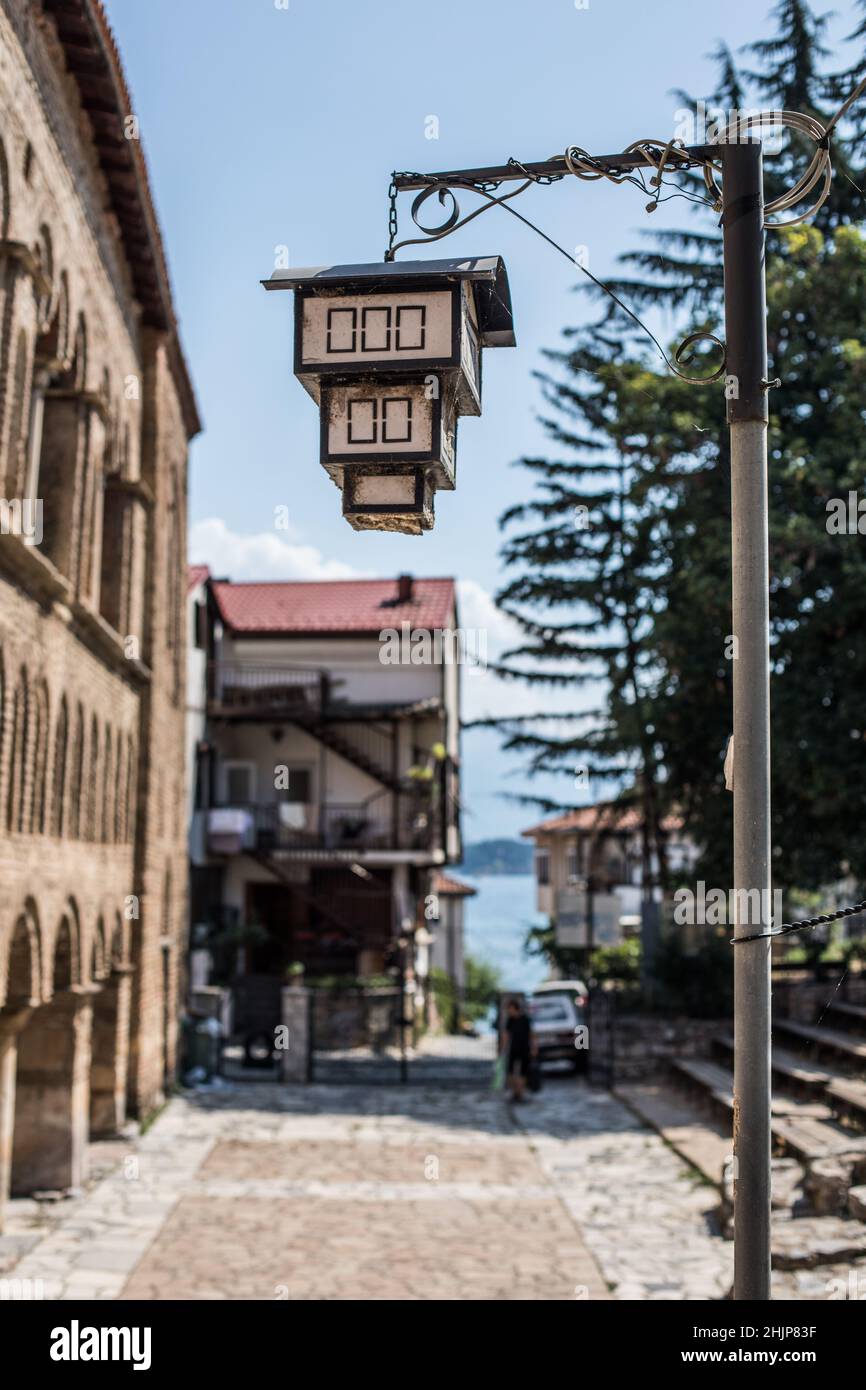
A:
[503,996,535,1103]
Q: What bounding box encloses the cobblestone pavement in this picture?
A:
[2,1063,734,1301]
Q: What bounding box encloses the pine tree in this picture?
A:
[493,0,866,896]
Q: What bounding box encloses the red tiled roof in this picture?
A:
[211,577,456,635]
[433,871,477,898]
[187,564,209,593]
[522,802,683,837]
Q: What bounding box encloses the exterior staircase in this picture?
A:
[305,720,401,792]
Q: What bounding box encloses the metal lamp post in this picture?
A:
[260,134,776,1295]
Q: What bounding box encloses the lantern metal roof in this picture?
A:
[261,256,516,347]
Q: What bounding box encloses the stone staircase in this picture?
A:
[616,990,866,1290]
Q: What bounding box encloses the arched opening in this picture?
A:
[38,314,87,579]
[86,714,99,842]
[11,906,91,1194]
[161,868,176,1091]
[0,649,5,827]
[89,912,131,1137]
[51,696,68,837]
[125,735,137,843]
[6,666,28,833]
[102,726,113,844]
[0,906,41,1229]
[29,680,49,834]
[68,703,85,839]
[3,329,30,499]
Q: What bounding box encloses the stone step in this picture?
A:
[826,1076,866,1127]
[770,1114,866,1163]
[672,1058,857,1162]
[672,1058,832,1121]
[849,1185,866,1221]
[774,1017,866,1064]
[617,1082,806,1219]
[771,1215,866,1270]
[614,1081,731,1188]
[826,1000,866,1030]
[714,1033,835,1089]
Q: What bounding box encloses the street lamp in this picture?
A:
[261,256,515,533]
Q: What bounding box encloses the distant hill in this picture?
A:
[459,839,533,876]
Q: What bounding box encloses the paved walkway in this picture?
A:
[1,1064,734,1301]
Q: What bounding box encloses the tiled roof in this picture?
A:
[433,871,477,898]
[187,564,210,593]
[522,802,683,837]
[211,577,456,635]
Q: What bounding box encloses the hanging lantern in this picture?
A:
[261,256,515,533]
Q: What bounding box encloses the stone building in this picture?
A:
[0,0,199,1227]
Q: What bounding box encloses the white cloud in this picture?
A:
[189,516,365,582]
[455,576,597,725]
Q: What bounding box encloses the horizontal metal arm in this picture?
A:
[393,146,720,190]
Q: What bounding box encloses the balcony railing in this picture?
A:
[204,792,438,856]
[208,663,328,718]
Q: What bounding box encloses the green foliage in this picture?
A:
[464,955,504,1017]
[652,932,734,1019]
[841,937,866,968]
[305,974,395,991]
[430,955,503,1027]
[524,922,586,978]
[588,938,642,984]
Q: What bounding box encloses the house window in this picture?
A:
[566,841,582,881]
[278,766,312,804]
[535,849,550,886]
[224,761,255,805]
[194,600,208,650]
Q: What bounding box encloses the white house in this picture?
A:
[188,572,464,982]
[522,801,699,950]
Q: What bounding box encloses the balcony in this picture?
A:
[207,663,327,720]
[204,792,438,858]
[206,661,445,726]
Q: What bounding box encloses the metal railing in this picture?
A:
[208,662,328,717]
[205,790,438,854]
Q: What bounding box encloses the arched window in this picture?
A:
[165,469,184,705]
[52,697,68,837]
[0,136,9,242]
[6,667,28,832]
[114,733,126,839]
[52,913,76,993]
[87,714,100,841]
[69,703,85,839]
[102,725,113,844]
[5,330,30,499]
[126,735,137,843]
[92,916,107,981]
[0,649,5,827]
[39,315,87,578]
[29,680,49,834]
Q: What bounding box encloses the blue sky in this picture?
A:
[103,0,860,841]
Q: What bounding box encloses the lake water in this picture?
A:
[458,872,550,1003]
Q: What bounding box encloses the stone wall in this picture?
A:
[604,1014,726,1085]
[0,0,198,1224]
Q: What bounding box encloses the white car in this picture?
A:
[529,983,588,1072]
